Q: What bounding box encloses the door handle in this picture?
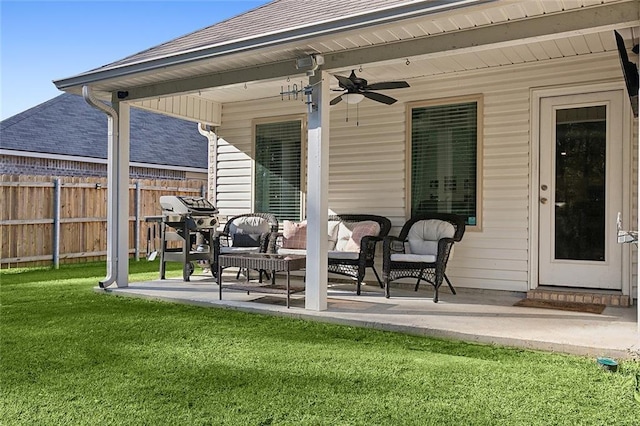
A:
[540,197,548,204]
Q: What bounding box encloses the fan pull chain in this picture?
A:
[345,100,349,123]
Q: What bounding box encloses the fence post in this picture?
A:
[135,180,141,261]
[53,178,61,269]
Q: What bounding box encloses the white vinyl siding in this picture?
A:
[215,50,633,295]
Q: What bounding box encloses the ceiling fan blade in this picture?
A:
[330,95,343,105]
[365,81,410,90]
[335,74,356,90]
[363,91,397,105]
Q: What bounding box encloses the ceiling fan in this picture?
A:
[330,70,410,106]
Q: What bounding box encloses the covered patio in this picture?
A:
[101,270,639,359]
[54,0,639,339]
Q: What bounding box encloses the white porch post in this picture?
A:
[83,88,130,288]
[117,100,130,287]
[305,70,330,311]
[636,26,640,332]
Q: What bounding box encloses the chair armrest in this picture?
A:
[265,231,280,253]
[436,237,456,270]
[272,232,284,249]
[383,236,407,258]
[215,232,231,247]
[359,235,383,259]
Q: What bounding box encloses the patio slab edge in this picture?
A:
[94,286,640,360]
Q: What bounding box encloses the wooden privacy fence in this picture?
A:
[0,175,206,268]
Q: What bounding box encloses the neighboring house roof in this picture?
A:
[0,93,207,169]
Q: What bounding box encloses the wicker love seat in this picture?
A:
[276,214,392,295]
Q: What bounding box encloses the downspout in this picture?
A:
[198,123,218,207]
[83,85,118,288]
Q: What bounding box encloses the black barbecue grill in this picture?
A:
[158,195,219,281]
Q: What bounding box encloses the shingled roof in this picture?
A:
[0,94,207,169]
[95,0,418,71]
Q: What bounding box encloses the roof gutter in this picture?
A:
[82,86,118,288]
[54,0,491,91]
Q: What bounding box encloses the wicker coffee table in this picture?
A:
[217,253,306,308]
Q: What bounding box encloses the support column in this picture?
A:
[636,26,640,332]
[305,70,330,311]
[114,100,130,287]
[82,87,130,288]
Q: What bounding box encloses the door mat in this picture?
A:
[514,298,606,314]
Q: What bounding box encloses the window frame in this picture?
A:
[406,95,483,230]
[252,115,307,221]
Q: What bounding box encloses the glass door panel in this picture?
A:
[554,106,606,261]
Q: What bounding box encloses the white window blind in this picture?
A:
[411,102,478,225]
[255,120,302,221]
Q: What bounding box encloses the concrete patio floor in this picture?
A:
[100,270,640,359]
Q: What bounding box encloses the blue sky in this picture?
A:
[1,0,268,120]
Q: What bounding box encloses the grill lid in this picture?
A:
[160,196,218,216]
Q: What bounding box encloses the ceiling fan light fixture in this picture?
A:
[343,93,364,104]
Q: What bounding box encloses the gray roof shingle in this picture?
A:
[0,94,208,169]
[93,0,420,71]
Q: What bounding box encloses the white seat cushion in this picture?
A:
[220,246,260,254]
[328,250,359,260]
[334,222,354,251]
[328,220,340,250]
[277,248,307,256]
[229,216,270,234]
[407,219,455,255]
[390,253,436,263]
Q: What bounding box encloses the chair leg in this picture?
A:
[414,268,424,292]
[444,274,456,295]
[371,266,384,288]
[384,278,391,299]
[433,286,439,303]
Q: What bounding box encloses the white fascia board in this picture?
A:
[0,149,207,174]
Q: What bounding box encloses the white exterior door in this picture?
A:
[538,91,623,289]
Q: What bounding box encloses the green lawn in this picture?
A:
[1,261,639,425]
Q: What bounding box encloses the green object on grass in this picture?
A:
[2,261,639,425]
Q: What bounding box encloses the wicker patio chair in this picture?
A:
[326,214,392,295]
[211,213,279,279]
[382,213,465,303]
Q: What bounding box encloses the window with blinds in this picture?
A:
[410,101,479,226]
[254,120,302,221]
